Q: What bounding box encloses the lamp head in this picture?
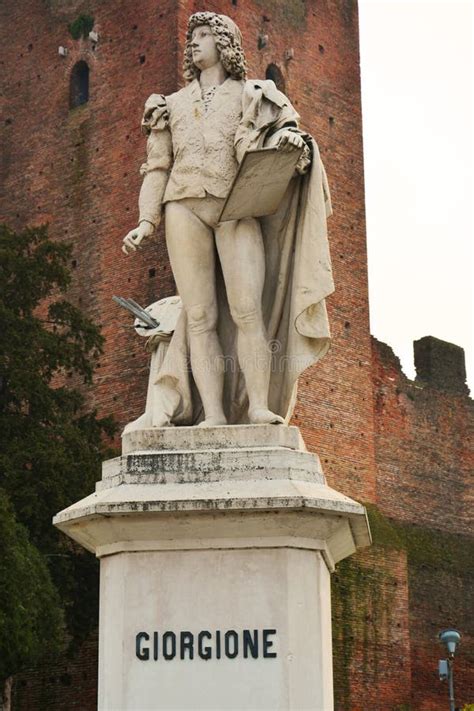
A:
[439,629,461,657]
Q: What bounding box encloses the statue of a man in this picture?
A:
[122,12,334,429]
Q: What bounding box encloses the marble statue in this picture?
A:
[122,12,334,429]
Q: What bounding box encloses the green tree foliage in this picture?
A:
[0,224,115,653]
[68,14,95,40]
[0,489,64,684]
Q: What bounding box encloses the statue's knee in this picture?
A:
[230,297,261,330]
[187,303,217,334]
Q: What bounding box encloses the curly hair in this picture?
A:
[183,12,247,82]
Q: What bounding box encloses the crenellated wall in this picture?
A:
[368,336,474,711]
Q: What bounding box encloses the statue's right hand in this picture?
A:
[122,221,156,255]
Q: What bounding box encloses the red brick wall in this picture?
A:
[408,562,474,711]
[371,337,474,710]
[332,546,412,710]
[216,0,376,503]
[372,336,473,537]
[12,634,98,711]
[0,0,377,504]
[1,0,180,424]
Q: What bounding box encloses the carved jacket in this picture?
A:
[138,78,312,225]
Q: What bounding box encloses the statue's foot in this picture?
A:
[249,408,285,425]
[122,413,151,435]
[152,415,174,428]
[197,416,228,428]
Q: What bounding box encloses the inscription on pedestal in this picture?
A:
[136,629,278,661]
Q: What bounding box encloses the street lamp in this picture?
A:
[438,629,461,711]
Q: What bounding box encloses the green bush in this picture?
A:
[68,14,94,40]
[0,224,116,658]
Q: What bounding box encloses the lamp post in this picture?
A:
[438,629,461,711]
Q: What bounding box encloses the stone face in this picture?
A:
[54,425,370,709]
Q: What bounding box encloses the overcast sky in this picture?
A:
[358,0,473,390]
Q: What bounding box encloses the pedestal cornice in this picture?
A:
[53,425,371,571]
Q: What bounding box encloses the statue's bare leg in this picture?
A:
[216,217,284,425]
[165,201,227,426]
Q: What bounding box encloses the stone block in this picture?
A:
[54,425,370,709]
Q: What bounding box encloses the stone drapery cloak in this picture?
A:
[140,79,334,425]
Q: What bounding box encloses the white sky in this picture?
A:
[359,0,473,390]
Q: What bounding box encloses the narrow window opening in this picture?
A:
[265,63,285,93]
[69,60,89,109]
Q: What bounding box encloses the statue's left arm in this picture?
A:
[235,80,312,175]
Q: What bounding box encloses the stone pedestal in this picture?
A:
[54,425,370,711]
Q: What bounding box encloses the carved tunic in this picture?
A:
[140,78,244,217]
[138,78,312,227]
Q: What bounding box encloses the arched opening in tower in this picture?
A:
[69,60,89,108]
[265,63,285,93]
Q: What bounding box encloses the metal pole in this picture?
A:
[447,657,455,711]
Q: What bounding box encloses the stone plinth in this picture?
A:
[54,425,371,710]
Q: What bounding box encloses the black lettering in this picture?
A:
[263,629,277,658]
[162,631,176,660]
[136,632,150,661]
[243,629,259,659]
[225,630,239,659]
[136,628,277,662]
[198,631,212,660]
[180,631,194,660]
